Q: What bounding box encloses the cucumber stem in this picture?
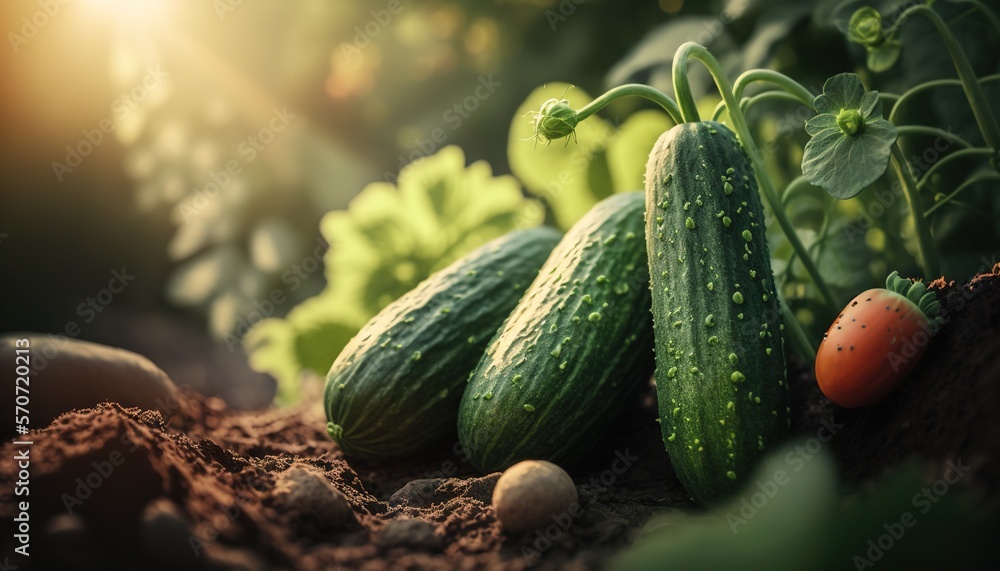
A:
[672,42,840,310]
[888,4,1000,151]
[573,84,684,126]
[890,144,942,278]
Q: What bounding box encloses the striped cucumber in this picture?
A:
[324,227,562,461]
[458,192,655,473]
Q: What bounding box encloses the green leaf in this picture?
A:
[813,73,866,115]
[802,73,898,200]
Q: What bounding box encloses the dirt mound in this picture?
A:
[0,386,686,570]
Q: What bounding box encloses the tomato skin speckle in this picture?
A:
[815,288,934,408]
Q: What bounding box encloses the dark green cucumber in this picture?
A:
[458,192,655,473]
[644,121,789,504]
[324,227,562,461]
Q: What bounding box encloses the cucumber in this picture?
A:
[458,192,655,473]
[644,121,790,504]
[324,227,562,461]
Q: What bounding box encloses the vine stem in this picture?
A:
[671,42,840,309]
[895,126,974,149]
[573,84,684,126]
[711,70,816,121]
[732,69,815,106]
[950,0,1000,36]
[781,299,817,361]
[924,172,1000,217]
[890,144,941,277]
[889,4,1000,151]
[888,74,1000,125]
[740,92,807,116]
[917,147,995,191]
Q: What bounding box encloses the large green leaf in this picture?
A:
[802,73,898,199]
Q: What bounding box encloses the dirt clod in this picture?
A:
[272,464,354,534]
[376,518,444,553]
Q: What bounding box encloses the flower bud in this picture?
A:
[836,108,864,136]
[533,98,579,142]
[849,7,884,47]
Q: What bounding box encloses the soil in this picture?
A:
[2,265,998,571]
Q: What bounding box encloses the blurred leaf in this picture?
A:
[244,318,301,405]
[606,110,675,192]
[828,463,994,570]
[742,5,812,70]
[165,246,244,307]
[293,320,359,377]
[510,85,676,230]
[616,440,993,571]
[321,145,542,315]
[246,146,542,403]
[605,17,735,92]
[866,40,901,73]
[509,83,616,229]
[250,218,301,273]
[815,217,877,294]
[615,439,839,571]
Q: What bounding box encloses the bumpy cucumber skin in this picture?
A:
[458,192,655,473]
[324,227,562,461]
[644,121,790,504]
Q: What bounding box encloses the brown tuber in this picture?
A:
[492,460,578,535]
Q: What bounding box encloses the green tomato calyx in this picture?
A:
[885,271,943,328]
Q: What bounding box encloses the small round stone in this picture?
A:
[492,460,578,535]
